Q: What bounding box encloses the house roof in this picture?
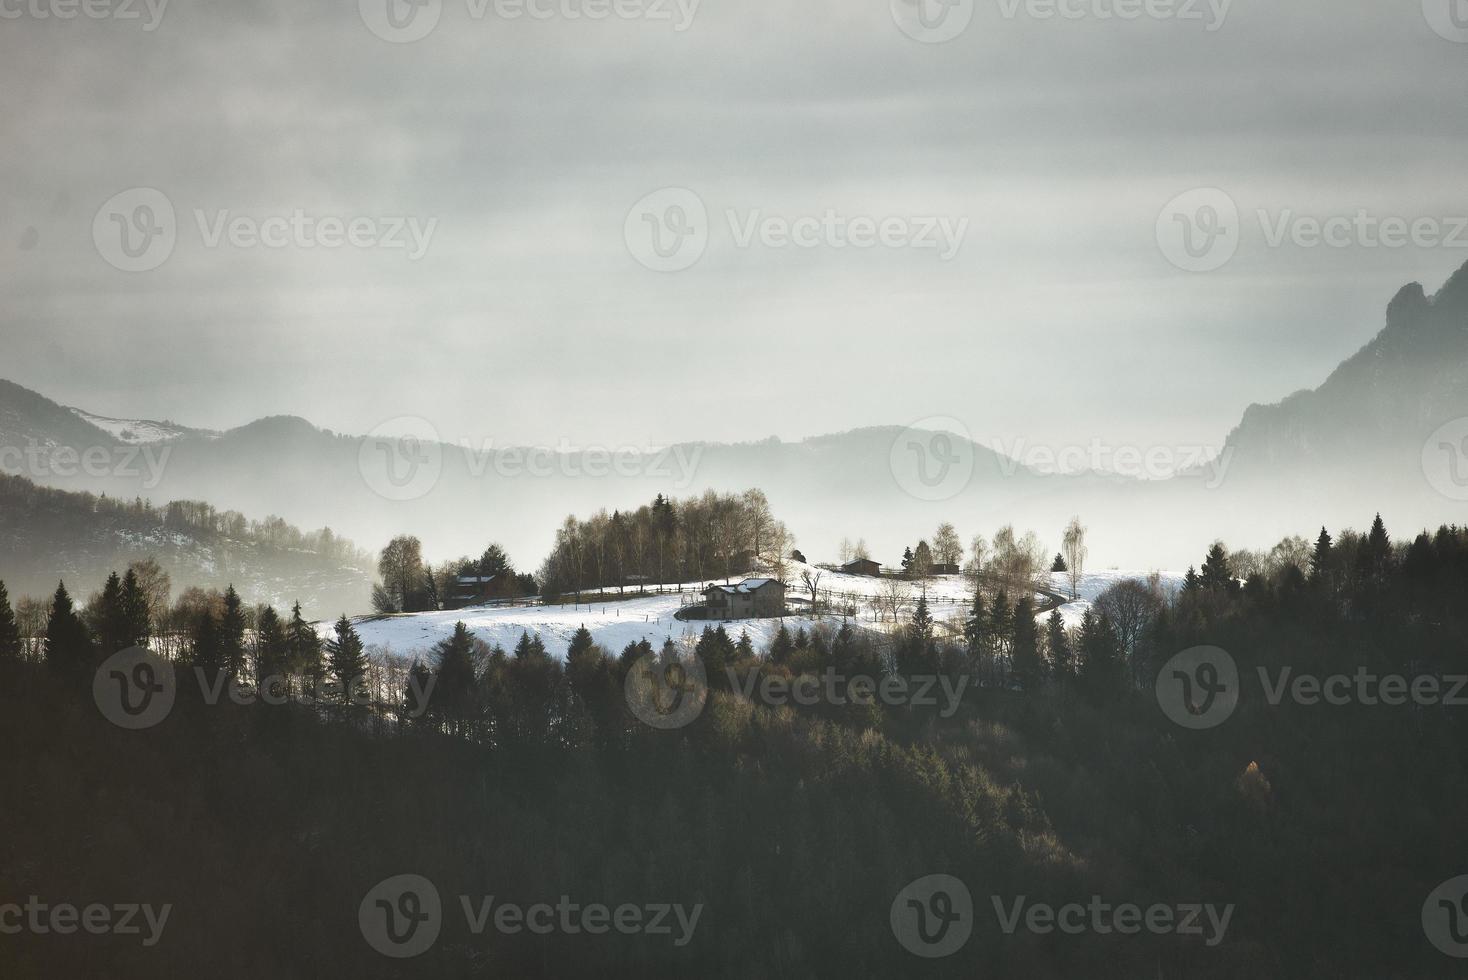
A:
[704,577,782,595]
[456,575,498,585]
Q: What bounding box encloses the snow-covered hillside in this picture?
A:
[335,562,1183,661]
[70,408,210,445]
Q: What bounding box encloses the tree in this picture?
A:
[94,572,129,656]
[1010,596,1042,689]
[0,580,21,660]
[1051,553,1067,573]
[1309,527,1334,581]
[219,586,248,680]
[900,593,937,675]
[126,558,172,632]
[932,522,962,568]
[254,606,289,689]
[1061,517,1087,600]
[44,582,93,673]
[1200,542,1237,593]
[1095,579,1163,687]
[378,535,428,613]
[120,568,151,649]
[1077,610,1123,697]
[433,621,480,727]
[325,616,368,706]
[800,568,824,611]
[769,624,794,665]
[963,589,988,658]
[1046,609,1073,682]
[911,540,933,579]
[286,602,323,693]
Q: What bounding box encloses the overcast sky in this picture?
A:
[3,0,1466,459]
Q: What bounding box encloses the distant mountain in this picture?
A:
[0,472,373,619]
[4,259,1467,586]
[1219,260,1468,478]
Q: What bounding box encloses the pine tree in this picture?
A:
[1051,553,1067,573]
[769,624,794,665]
[286,601,322,691]
[254,606,289,689]
[1182,566,1200,593]
[44,581,93,673]
[989,589,1012,656]
[963,590,987,657]
[1010,596,1042,688]
[1309,526,1333,580]
[1078,610,1123,697]
[95,572,130,657]
[1200,543,1235,593]
[434,621,479,723]
[219,586,248,679]
[120,568,151,649]
[1045,608,1072,682]
[0,580,22,660]
[190,608,222,675]
[325,615,368,705]
[735,630,755,660]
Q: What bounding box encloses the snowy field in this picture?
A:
[332,561,1183,661]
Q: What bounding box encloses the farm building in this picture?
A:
[701,578,787,619]
[840,558,882,577]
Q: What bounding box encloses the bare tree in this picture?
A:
[1095,578,1163,687]
[881,577,910,625]
[853,538,871,561]
[932,522,962,568]
[1061,517,1087,600]
[838,537,855,564]
[965,533,988,587]
[800,567,824,612]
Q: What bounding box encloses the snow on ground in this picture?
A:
[335,561,1183,662]
[71,409,193,445]
[1046,569,1186,629]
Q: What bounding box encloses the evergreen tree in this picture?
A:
[1045,608,1072,682]
[0,580,22,660]
[1200,543,1236,593]
[735,630,755,660]
[120,568,151,649]
[1078,610,1123,697]
[769,624,794,665]
[1010,596,1042,688]
[324,616,368,705]
[989,589,1013,656]
[254,606,289,689]
[433,621,480,725]
[1309,526,1333,580]
[696,625,736,684]
[963,589,987,657]
[95,572,129,656]
[514,630,549,660]
[219,586,248,679]
[899,594,938,675]
[190,608,222,675]
[1181,565,1201,593]
[1051,553,1068,573]
[44,581,93,673]
[286,601,322,691]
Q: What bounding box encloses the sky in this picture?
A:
[2,0,1467,461]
